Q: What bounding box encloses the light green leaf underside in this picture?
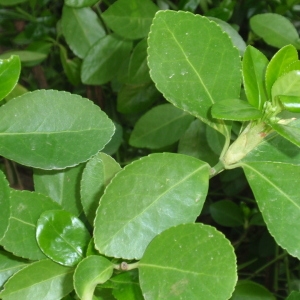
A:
[94,153,209,259]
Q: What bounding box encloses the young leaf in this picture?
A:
[0,90,115,169]
[0,171,10,241]
[0,259,74,300]
[242,162,300,259]
[36,210,91,266]
[250,13,300,49]
[74,255,114,300]
[81,152,121,225]
[0,190,61,260]
[139,223,237,300]
[101,0,158,40]
[211,99,262,121]
[283,60,300,74]
[0,55,20,102]
[65,0,99,8]
[278,95,300,112]
[81,34,132,85]
[242,46,268,110]
[94,153,209,259]
[0,51,47,65]
[129,104,194,149]
[147,10,241,138]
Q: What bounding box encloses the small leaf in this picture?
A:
[36,210,91,266]
[74,255,114,300]
[211,99,262,121]
[0,259,74,300]
[278,95,300,112]
[139,223,237,300]
[0,56,20,102]
[0,51,46,64]
[94,153,209,259]
[65,0,99,8]
[0,190,61,260]
[0,171,10,241]
[0,90,115,169]
[101,0,158,40]
[129,104,194,149]
[242,46,268,110]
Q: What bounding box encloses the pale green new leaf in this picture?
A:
[0,90,115,169]
[139,223,237,300]
[94,153,209,259]
[269,122,300,148]
[0,171,10,241]
[0,259,74,300]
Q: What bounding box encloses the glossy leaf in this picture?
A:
[129,104,194,148]
[94,153,209,259]
[148,10,241,138]
[0,90,115,169]
[81,152,121,225]
[36,210,91,266]
[0,171,10,241]
[34,163,85,216]
[242,162,300,259]
[74,255,114,300]
[250,13,300,49]
[65,0,99,8]
[211,99,262,121]
[0,190,61,260]
[284,60,300,74]
[278,95,300,112]
[101,0,158,40]
[266,45,298,99]
[242,46,268,110]
[81,35,132,85]
[0,56,20,102]
[0,259,74,300]
[61,5,106,58]
[139,223,237,300]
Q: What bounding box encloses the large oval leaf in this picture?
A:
[94,153,209,259]
[139,223,237,300]
[0,171,10,241]
[0,90,115,169]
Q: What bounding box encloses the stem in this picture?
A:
[209,160,225,178]
[114,261,139,271]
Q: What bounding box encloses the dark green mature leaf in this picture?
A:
[61,5,106,58]
[0,259,74,300]
[36,210,91,266]
[148,10,241,138]
[0,90,115,169]
[139,223,237,300]
[242,162,300,259]
[81,152,121,225]
[74,255,114,299]
[250,13,300,49]
[0,171,10,241]
[34,164,85,216]
[129,104,194,148]
[0,56,20,102]
[65,0,99,8]
[211,99,262,121]
[94,153,209,259]
[242,46,268,110]
[81,35,132,85]
[286,291,300,300]
[0,0,27,4]
[270,122,300,148]
[102,122,123,155]
[102,0,158,40]
[0,190,61,260]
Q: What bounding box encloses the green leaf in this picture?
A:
[0,56,20,102]
[94,153,209,259]
[81,34,132,85]
[210,200,244,227]
[81,152,121,225]
[139,223,237,300]
[0,171,10,241]
[0,0,27,4]
[102,122,123,155]
[211,99,262,121]
[65,0,99,8]
[101,0,158,40]
[0,51,47,65]
[242,162,300,259]
[286,291,300,300]
[250,13,300,49]
[0,259,74,300]
[147,10,241,138]
[0,190,61,260]
[129,104,194,149]
[0,90,115,169]
[4,83,27,102]
[284,60,300,74]
[242,46,268,110]
[265,45,298,99]
[34,164,85,216]
[36,210,91,266]
[61,5,106,59]
[278,95,300,112]
[74,255,114,300]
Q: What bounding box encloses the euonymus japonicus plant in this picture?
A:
[0,8,300,300]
